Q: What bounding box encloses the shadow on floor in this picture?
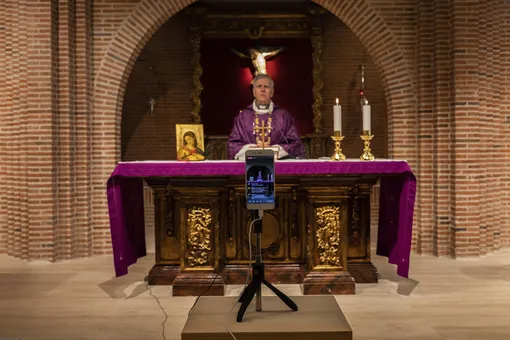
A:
[372,256,420,296]
[98,274,150,299]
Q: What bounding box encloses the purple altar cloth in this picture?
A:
[106,160,416,279]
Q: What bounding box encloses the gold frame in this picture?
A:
[175,124,206,161]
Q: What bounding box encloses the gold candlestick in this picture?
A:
[360,130,375,161]
[331,131,346,161]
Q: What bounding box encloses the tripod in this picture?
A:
[236,210,298,322]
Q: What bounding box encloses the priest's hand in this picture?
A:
[254,141,270,148]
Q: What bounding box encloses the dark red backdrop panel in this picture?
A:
[200,38,314,136]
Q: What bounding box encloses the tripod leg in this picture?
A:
[236,281,258,322]
[238,278,256,302]
[263,280,298,311]
[238,284,249,303]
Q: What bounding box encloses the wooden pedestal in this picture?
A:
[182,296,353,340]
[302,271,355,295]
[224,264,303,284]
[172,272,225,296]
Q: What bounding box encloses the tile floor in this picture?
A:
[1,248,509,340]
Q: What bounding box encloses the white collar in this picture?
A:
[253,100,273,115]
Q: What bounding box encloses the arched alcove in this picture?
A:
[92,0,417,249]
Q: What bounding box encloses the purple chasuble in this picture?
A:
[227,103,306,159]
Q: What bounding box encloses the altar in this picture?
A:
[106,159,416,296]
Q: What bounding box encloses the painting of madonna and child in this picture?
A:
[176,124,205,161]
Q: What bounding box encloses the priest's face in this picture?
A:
[253,77,273,105]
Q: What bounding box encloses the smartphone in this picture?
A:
[245,149,276,210]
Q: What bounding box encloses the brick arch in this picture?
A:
[94,0,417,168]
[92,0,198,238]
[92,0,418,247]
[313,0,417,162]
[93,0,197,158]
[94,0,416,164]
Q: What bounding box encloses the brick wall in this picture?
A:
[0,0,94,260]
[121,12,387,161]
[0,2,5,253]
[500,2,510,248]
[413,0,507,256]
[320,14,387,159]
[1,0,509,262]
[92,0,139,74]
[1,0,60,260]
[121,11,194,161]
[317,0,417,166]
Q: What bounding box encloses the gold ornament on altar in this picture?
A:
[253,117,279,159]
[315,205,341,268]
[186,206,212,267]
[331,132,346,161]
[360,130,375,161]
[253,113,272,146]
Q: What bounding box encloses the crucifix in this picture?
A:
[232,47,284,78]
[253,119,270,147]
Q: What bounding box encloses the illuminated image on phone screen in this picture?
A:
[246,154,275,206]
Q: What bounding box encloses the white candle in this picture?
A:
[362,104,371,132]
[333,98,342,133]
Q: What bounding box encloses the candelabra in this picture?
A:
[330,131,346,161]
[360,130,375,161]
[358,65,375,161]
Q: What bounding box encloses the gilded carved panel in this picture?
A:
[186,206,212,267]
[315,205,341,268]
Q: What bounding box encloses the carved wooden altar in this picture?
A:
[146,173,378,296]
[141,3,379,296]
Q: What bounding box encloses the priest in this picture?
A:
[227,74,306,160]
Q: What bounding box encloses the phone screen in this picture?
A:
[245,152,275,209]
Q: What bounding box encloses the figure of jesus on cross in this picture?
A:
[232,46,284,78]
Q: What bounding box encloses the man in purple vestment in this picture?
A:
[227,74,306,160]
